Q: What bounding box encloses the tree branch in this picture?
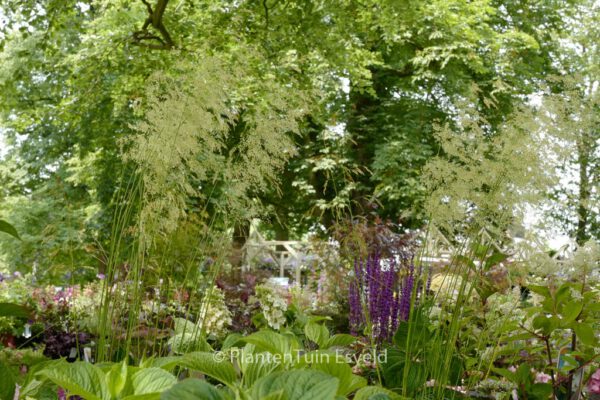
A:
[132,0,175,50]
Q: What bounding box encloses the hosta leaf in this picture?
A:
[173,318,198,335]
[242,330,299,357]
[179,352,237,387]
[145,356,182,372]
[38,361,109,400]
[221,333,244,350]
[160,379,231,400]
[130,367,176,395]
[307,353,366,396]
[251,370,338,400]
[354,386,408,400]
[106,361,128,398]
[168,332,211,354]
[324,334,356,349]
[304,322,330,348]
[240,350,282,388]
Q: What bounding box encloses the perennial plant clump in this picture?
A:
[254,282,288,330]
[198,286,232,339]
[343,219,420,343]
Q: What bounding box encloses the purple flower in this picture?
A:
[425,267,432,294]
[96,273,106,280]
[588,369,600,394]
[349,252,420,343]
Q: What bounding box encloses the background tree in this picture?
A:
[0,0,589,279]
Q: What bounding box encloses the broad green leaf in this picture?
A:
[0,361,17,400]
[304,322,330,348]
[145,356,182,372]
[555,283,572,305]
[122,394,163,400]
[179,352,237,388]
[130,367,176,395]
[160,379,231,400]
[168,332,212,354]
[106,361,128,399]
[532,315,559,335]
[530,383,553,398]
[484,252,508,270]
[0,302,31,318]
[221,333,244,350]
[515,364,531,384]
[242,330,299,357]
[173,318,198,335]
[324,334,356,349]
[505,332,536,341]
[251,370,338,400]
[528,285,550,298]
[38,361,109,400]
[586,303,600,312]
[354,386,408,400]
[240,349,282,388]
[305,353,366,396]
[0,219,20,240]
[573,323,597,346]
[492,367,515,382]
[393,307,431,351]
[561,301,583,324]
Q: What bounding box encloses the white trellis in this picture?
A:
[241,222,565,283]
[241,226,311,284]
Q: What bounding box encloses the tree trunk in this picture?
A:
[575,140,590,245]
[229,220,250,271]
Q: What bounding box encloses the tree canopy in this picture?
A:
[0,0,597,278]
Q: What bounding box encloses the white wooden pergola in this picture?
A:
[241,222,576,284]
[241,226,312,283]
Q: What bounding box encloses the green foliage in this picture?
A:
[382,306,463,398]
[178,352,238,389]
[35,360,177,400]
[304,320,356,350]
[250,370,338,400]
[422,99,552,237]
[161,379,230,400]
[353,386,408,400]
[492,364,553,400]
[125,51,307,245]
[0,302,31,318]
[0,360,17,400]
[0,219,20,240]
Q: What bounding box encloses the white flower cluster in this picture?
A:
[485,286,525,331]
[70,282,103,329]
[475,378,516,399]
[254,283,288,330]
[198,286,232,339]
[526,239,600,280]
[572,240,600,281]
[429,273,474,305]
